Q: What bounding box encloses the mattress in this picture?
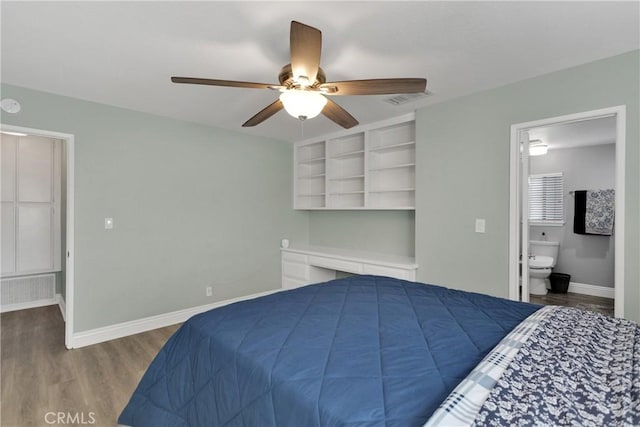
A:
[119,275,539,426]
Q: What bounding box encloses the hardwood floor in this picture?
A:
[1,305,180,426]
[1,293,614,426]
[529,292,615,317]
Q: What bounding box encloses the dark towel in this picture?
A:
[573,190,587,234]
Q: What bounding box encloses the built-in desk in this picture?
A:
[281,244,418,289]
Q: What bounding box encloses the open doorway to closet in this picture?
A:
[509,106,626,318]
[0,125,75,348]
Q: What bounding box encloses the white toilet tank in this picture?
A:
[530,240,559,267]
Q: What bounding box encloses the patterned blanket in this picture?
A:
[427,306,640,426]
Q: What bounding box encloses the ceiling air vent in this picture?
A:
[383,91,432,106]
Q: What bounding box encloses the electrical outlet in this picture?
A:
[206,286,213,297]
[475,218,486,233]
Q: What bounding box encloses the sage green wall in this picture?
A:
[415,50,639,322]
[308,211,415,257]
[0,84,308,332]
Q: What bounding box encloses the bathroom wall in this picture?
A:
[530,144,615,288]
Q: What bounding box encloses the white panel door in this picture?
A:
[17,205,53,272]
[18,136,53,202]
[1,203,15,274]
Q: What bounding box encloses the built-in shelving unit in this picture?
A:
[295,141,326,209]
[326,132,365,208]
[294,114,416,210]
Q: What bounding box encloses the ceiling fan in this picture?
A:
[172,21,427,130]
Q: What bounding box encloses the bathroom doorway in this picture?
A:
[509,106,626,318]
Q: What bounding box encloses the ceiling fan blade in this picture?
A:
[242,99,284,127]
[290,21,322,85]
[320,78,427,95]
[171,77,278,90]
[322,99,358,129]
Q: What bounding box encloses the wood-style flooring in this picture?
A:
[529,291,615,317]
[1,293,615,426]
[1,305,180,426]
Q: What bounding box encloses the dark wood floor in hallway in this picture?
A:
[1,305,179,426]
[529,291,615,317]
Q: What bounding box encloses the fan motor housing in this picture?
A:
[279,64,326,88]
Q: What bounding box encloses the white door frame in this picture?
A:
[509,105,626,318]
[519,131,531,302]
[1,124,75,347]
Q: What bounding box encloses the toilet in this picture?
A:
[528,240,559,296]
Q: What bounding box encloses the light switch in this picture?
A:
[104,217,114,229]
[475,218,486,233]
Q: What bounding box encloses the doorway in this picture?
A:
[509,106,626,318]
[0,124,75,348]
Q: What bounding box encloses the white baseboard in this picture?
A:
[70,289,281,349]
[1,295,59,313]
[58,294,66,322]
[568,282,614,299]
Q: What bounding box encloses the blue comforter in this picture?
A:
[119,275,539,426]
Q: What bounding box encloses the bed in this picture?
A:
[118,275,639,426]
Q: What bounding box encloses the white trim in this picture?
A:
[521,131,530,302]
[0,295,59,313]
[0,124,75,347]
[509,125,519,300]
[509,105,626,318]
[70,289,281,349]
[1,268,62,278]
[568,282,615,299]
[295,112,415,145]
[58,294,66,322]
[613,108,625,317]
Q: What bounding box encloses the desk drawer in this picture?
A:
[282,252,308,264]
[362,264,412,280]
[307,256,363,274]
[282,262,309,281]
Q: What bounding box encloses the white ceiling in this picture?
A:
[1,1,638,142]
[529,116,617,151]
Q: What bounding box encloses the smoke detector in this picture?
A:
[1,99,21,114]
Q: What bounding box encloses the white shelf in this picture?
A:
[329,191,365,195]
[369,188,415,193]
[329,175,365,181]
[331,150,365,159]
[369,163,416,172]
[369,141,415,153]
[294,116,416,210]
[298,157,325,164]
[299,192,326,197]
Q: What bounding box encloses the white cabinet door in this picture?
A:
[18,136,53,202]
[17,206,53,272]
[1,203,15,274]
[1,134,60,276]
[1,135,16,202]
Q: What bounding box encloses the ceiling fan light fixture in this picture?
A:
[279,90,327,121]
[172,21,426,129]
